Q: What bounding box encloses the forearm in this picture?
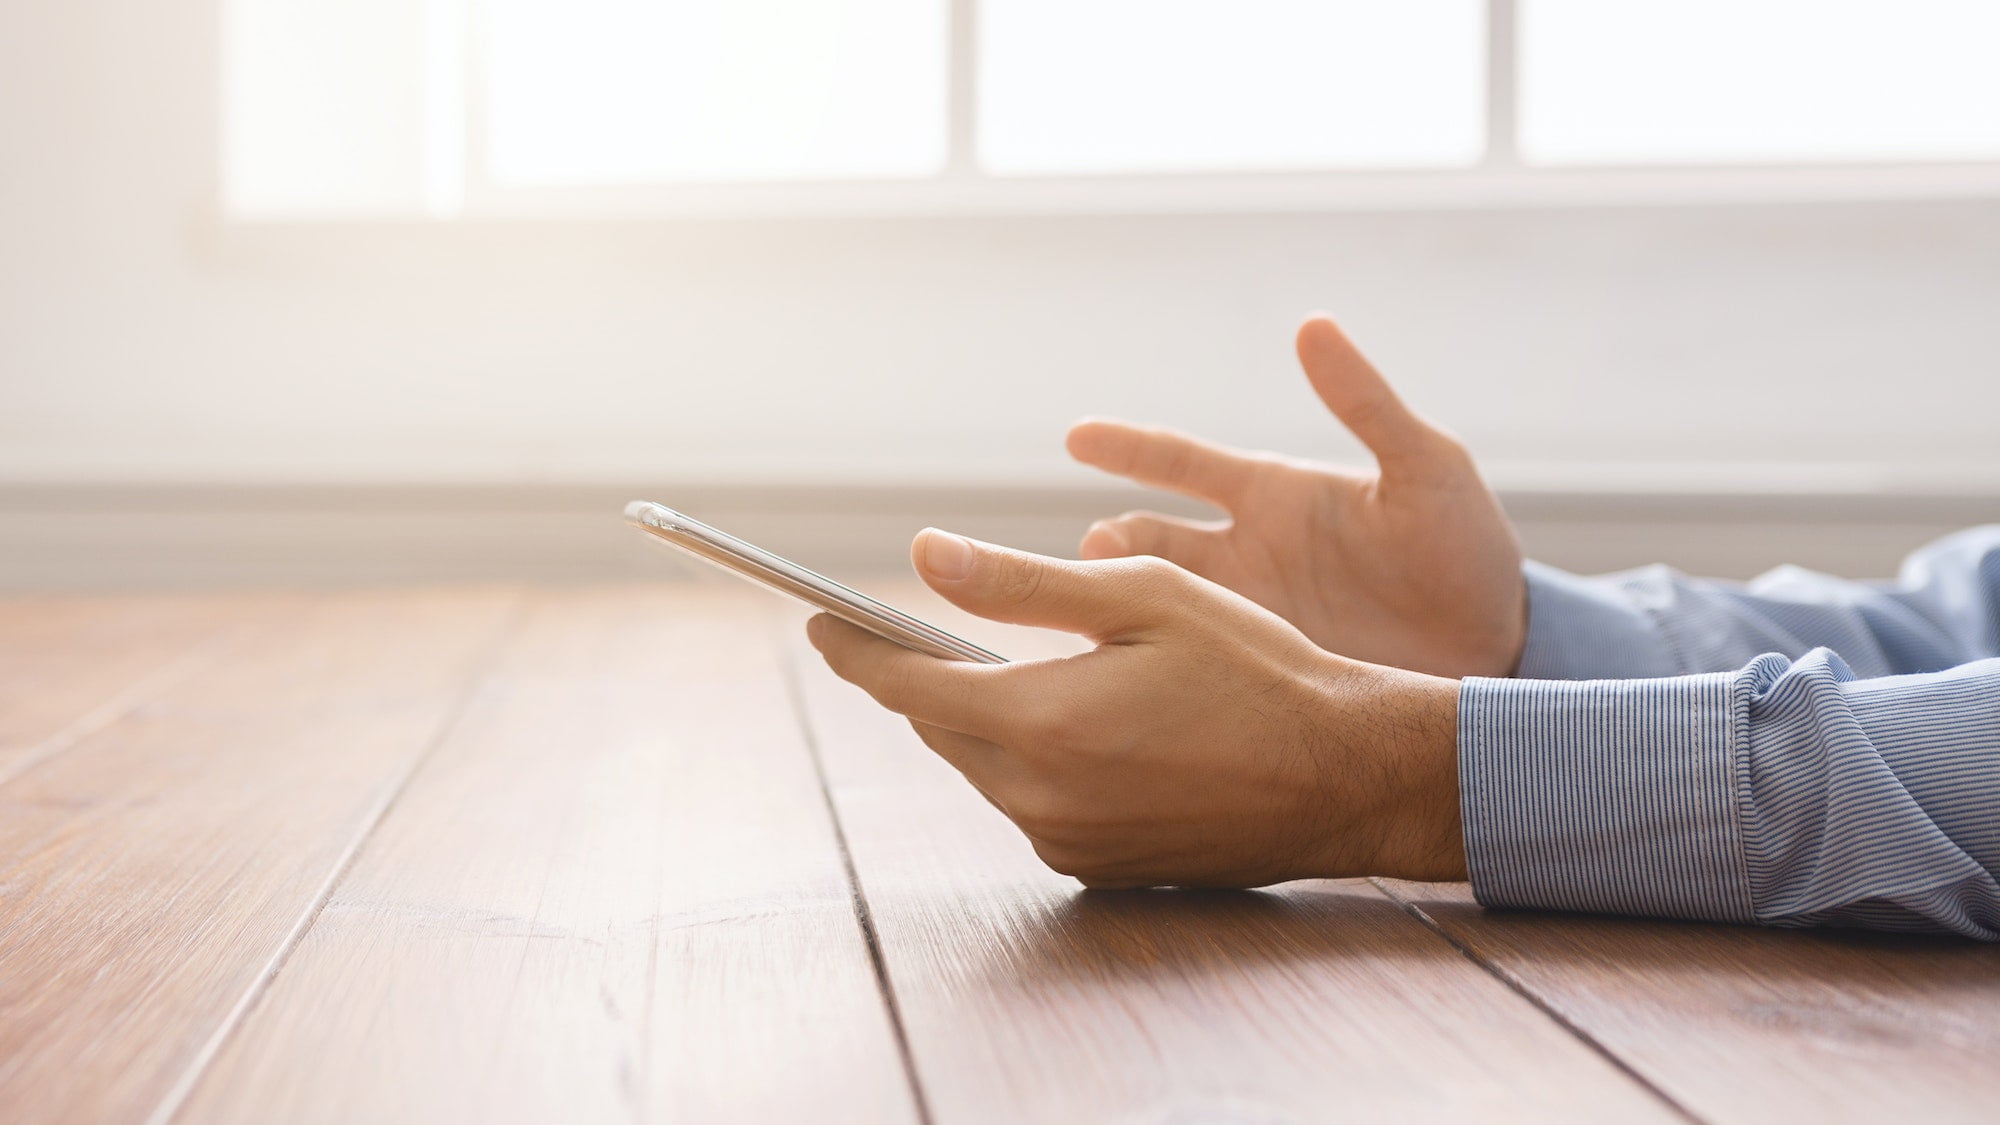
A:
[1516,526,2000,680]
[1455,652,2000,939]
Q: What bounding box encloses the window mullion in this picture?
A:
[1484,0,1520,170]
[945,0,979,179]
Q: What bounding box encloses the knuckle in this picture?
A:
[1129,554,1193,597]
[990,552,1047,608]
[1347,392,1395,431]
[871,660,923,714]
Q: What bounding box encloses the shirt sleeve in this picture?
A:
[1458,650,2000,939]
[1463,525,2000,939]
[1515,525,2000,680]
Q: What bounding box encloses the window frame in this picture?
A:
[260,0,2000,223]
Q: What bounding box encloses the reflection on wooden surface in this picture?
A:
[0,582,1992,1123]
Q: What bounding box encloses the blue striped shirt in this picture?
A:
[1458,525,2000,940]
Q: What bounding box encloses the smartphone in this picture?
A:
[625,501,1007,664]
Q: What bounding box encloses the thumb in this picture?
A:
[1295,314,1447,473]
[911,528,1173,639]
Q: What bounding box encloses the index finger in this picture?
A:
[807,614,1018,738]
[1295,315,1441,471]
[1065,418,1261,509]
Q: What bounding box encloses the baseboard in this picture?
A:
[0,482,1992,592]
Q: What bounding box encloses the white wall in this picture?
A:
[3,0,1998,588]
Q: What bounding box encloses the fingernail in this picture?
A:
[922,528,974,580]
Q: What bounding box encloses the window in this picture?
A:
[223,0,2000,219]
[486,0,948,185]
[1520,0,2000,165]
[977,2,1485,175]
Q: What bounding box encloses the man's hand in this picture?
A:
[807,529,1466,889]
[1067,315,1526,679]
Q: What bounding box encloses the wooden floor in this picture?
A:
[2,583,1996,1124]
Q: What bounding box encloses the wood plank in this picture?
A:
[0,588,518,1125]
[178,586,918,1125]
[0,595,257,781]
[789,582,1684,1122]
[1380,880,2000,1124]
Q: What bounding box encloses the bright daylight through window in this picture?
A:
[223,0,2000,219]
[486,0,948,185]
[975,1,1484,175]
[1521,0,2000,164]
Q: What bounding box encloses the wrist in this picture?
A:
[1363,671,1467,881]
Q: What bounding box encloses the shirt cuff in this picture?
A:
[1514,561,1683,680]
[1457,672,1756,922]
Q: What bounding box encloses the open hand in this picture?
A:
[1067,316,1525,679]
[807,529,1466,889]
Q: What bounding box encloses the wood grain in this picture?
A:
[178,586,918,1125]
[1380,880,2000,1124]
[0,594,255,781]
[0,588,518,1125]
[788,583,1682,1123]
[13,579,1994,1124]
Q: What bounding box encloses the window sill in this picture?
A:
[215,162,2000,225]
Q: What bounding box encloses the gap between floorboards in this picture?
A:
[140,591,532,1125]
